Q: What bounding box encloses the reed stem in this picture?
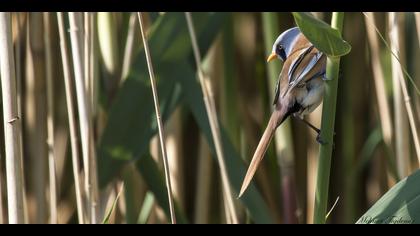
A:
[313,12,345,224]
[43,12,58,224]
[0,12,25,224]
[57,12,85,224]
[137,12,177,224]
[68,12,98,223]
[185,12,239,224]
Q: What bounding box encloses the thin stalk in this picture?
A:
[389,13,411,177]
[57,12,85,224]
[0,12,25,224]
[88,12,100,224]
[391,13,420,165]
[415,13,420,53]
[362,13,420,95]
[137,12,177,224]
[97,12,119,99]
[185,12,239,224]
[364,12,420,167]
[43,12,58,224]
[68,12,98,223]
[84,12,91,97]
[87,13,100,191]
[121,12,138,81]
[222,190,232,224]
[13,12,29,224]
[84,12,98,119]
[364,12,394,149]
[88,13,98,120]
[313,12,344,224]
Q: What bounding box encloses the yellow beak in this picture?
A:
[267,52,277,63]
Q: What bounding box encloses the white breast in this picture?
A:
[296,76,325,115]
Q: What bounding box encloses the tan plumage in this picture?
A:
[239,32,326,198]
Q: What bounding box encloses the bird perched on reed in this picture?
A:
[239,27,327,198]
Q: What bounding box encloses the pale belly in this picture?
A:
[295,76,325,116]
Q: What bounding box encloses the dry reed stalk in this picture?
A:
[43,12,58,224]
[389,13,409,178]
[137,12,177,224]
[389,12,420,172]
[121,12,138,81]
[69,12,99,223]
[0,12,25,224]
[13,12,29,224]
[57,12,85,224]
[415,13,420,51]
[185,12,239,224]
[364,12,393,148]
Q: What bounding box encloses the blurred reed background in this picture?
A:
[0,12,419,224]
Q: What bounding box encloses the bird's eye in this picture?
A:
[276,44,283,53]
[276,44,287,60]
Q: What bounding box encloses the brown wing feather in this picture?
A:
[273,33,327,100]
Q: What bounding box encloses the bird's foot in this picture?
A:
[316,131,336,148]
[316,133,327,145]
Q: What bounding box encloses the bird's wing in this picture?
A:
[272,46,312,105]
[272,78,281,105]
[280,46,325,98]
[287,45,315,83]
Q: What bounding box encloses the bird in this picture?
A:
[238,27,327,198]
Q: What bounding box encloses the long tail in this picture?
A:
[238,107,288,198]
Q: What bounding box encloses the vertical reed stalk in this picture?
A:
[364,12,394,149]
[87,12,100,224]
[68,12,98,223]
[97,12,119,99]
[84,12,90,97]
[43,12,58,224]
[366,12,420,167]
[313,12,345,224]
[121,12,138,81]
[389,12,410,177]
[415,13,420,50]
[137,12,177,224]
[13,12,29,224]
[57,12,85,224]
[394,15,420,165]
[0,12,25,224]
[185,12,239,224]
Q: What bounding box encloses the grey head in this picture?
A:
[270,27,301,61]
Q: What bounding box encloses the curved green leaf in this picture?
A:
[356,169,420,224]
[292,12,351,57]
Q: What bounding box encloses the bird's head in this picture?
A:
[267,27,301,63]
